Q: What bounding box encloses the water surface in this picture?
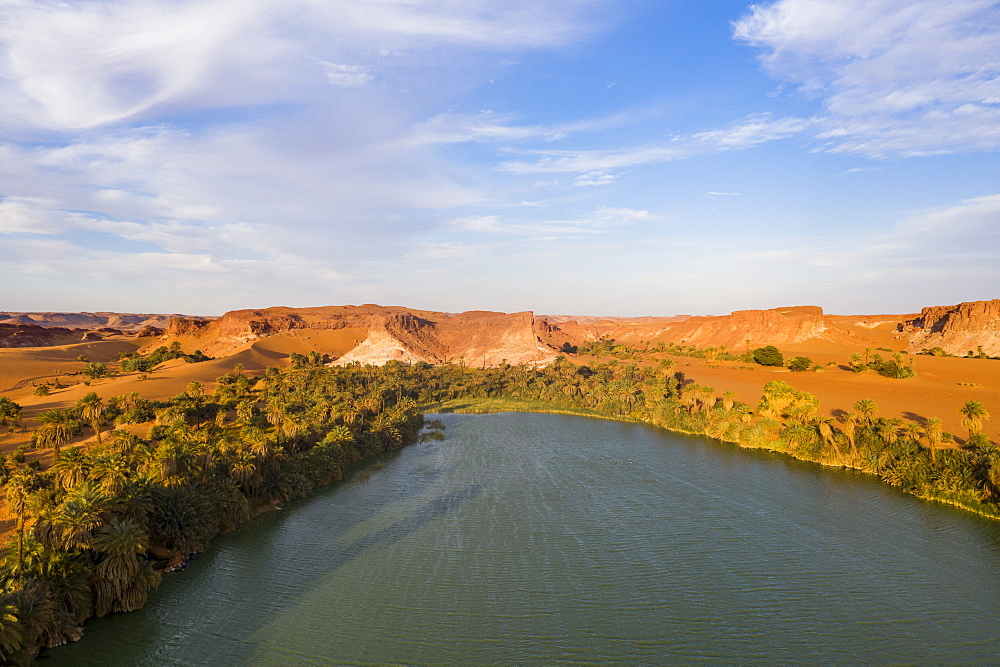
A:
[45,413,1000,664]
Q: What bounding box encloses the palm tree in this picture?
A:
[875,418,904,445]
[91,452,132,495]
[91,519,150,617]
[76,392,106,446]
[53,484,106,551]
[4,471,33,575]
[0,397,21,430]
[34,409,76,457]
[853,399,878,425]
[925,417,943,463]
[959,400,990,438]
[839,413,858,457]
[49,447,91,491]
[0,594,23,663]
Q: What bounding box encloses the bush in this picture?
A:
[81,361,110,380]
[787,356,812,372]
[34,385,51,397]
[752,345,784,367]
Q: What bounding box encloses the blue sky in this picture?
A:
[1,0,998,316]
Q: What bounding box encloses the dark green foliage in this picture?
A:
[0,397,21,427]
[787,356,812,372]
[4,353,999,661]
[80,363,110,380]
[851,352,915,378]
[290,351,331,369]
[752,345,784,367]
[0,362,429,659]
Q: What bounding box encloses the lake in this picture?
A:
[45,412,1000,664]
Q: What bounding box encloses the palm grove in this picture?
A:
[0,343,994,662]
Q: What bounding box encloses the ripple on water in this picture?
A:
[46,412,1000,665]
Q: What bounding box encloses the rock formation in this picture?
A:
[0,312,205,331]
[0,323,87,347]
[896,300,1000,356]
[156,305,560,367]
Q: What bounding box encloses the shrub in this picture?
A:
[787,356,812,372]
[81,361,110,380]
[752,345,784,367]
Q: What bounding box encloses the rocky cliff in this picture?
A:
[896,299,1000,356]
[548,305,874,350]
[0,311,204,331]
[0,323,89,347]
[158,305,560,366]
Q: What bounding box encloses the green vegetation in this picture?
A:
[118,342,212,374]
[0,400,20,430]
[0,354,996,660]
[80,363,110,381]
[0,364,422,661]
[849,350,915,378]
[752,345,784,367]
[786,356,812,372]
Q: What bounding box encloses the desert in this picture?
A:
[3,300,996,463]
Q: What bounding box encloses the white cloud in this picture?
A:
[0,196,66,234]
[889,193,1000,253]
[573,171,616,187]
[0,0,600,132]
[320,62,373,87]
[441,205,655,238]
[734,0,1000,155]
[499,115,810,175]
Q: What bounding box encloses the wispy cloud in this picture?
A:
[499,114,811,175]
[319,62,373,87]
[734,0,1000,155]
[0,0,600,132]
[442,205,655,238]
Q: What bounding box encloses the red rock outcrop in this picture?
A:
[0,311,205,331]
[0,323,84,348]
[547,306,873,350]
[896,300,1000,356]
[156,305,559,366]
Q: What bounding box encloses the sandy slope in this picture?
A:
[635,351,999,441]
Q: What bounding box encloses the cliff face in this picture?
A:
[331,310,557,367]
[0,323,87,347]
[896,300,1000,356]
[549,305,871,349]
[0,312,199,331]
[158,305,559,366]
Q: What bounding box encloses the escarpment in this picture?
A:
[896,300,1000,356]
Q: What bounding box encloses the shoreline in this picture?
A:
[424,398,1000,522]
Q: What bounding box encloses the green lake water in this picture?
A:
[44,413,1000,664]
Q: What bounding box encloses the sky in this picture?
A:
[0,0,998,317]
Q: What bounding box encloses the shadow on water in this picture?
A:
[44,438,483,666]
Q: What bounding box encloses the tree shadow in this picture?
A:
[902,411,928,426]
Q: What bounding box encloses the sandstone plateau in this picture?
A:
[3,299,998,364]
